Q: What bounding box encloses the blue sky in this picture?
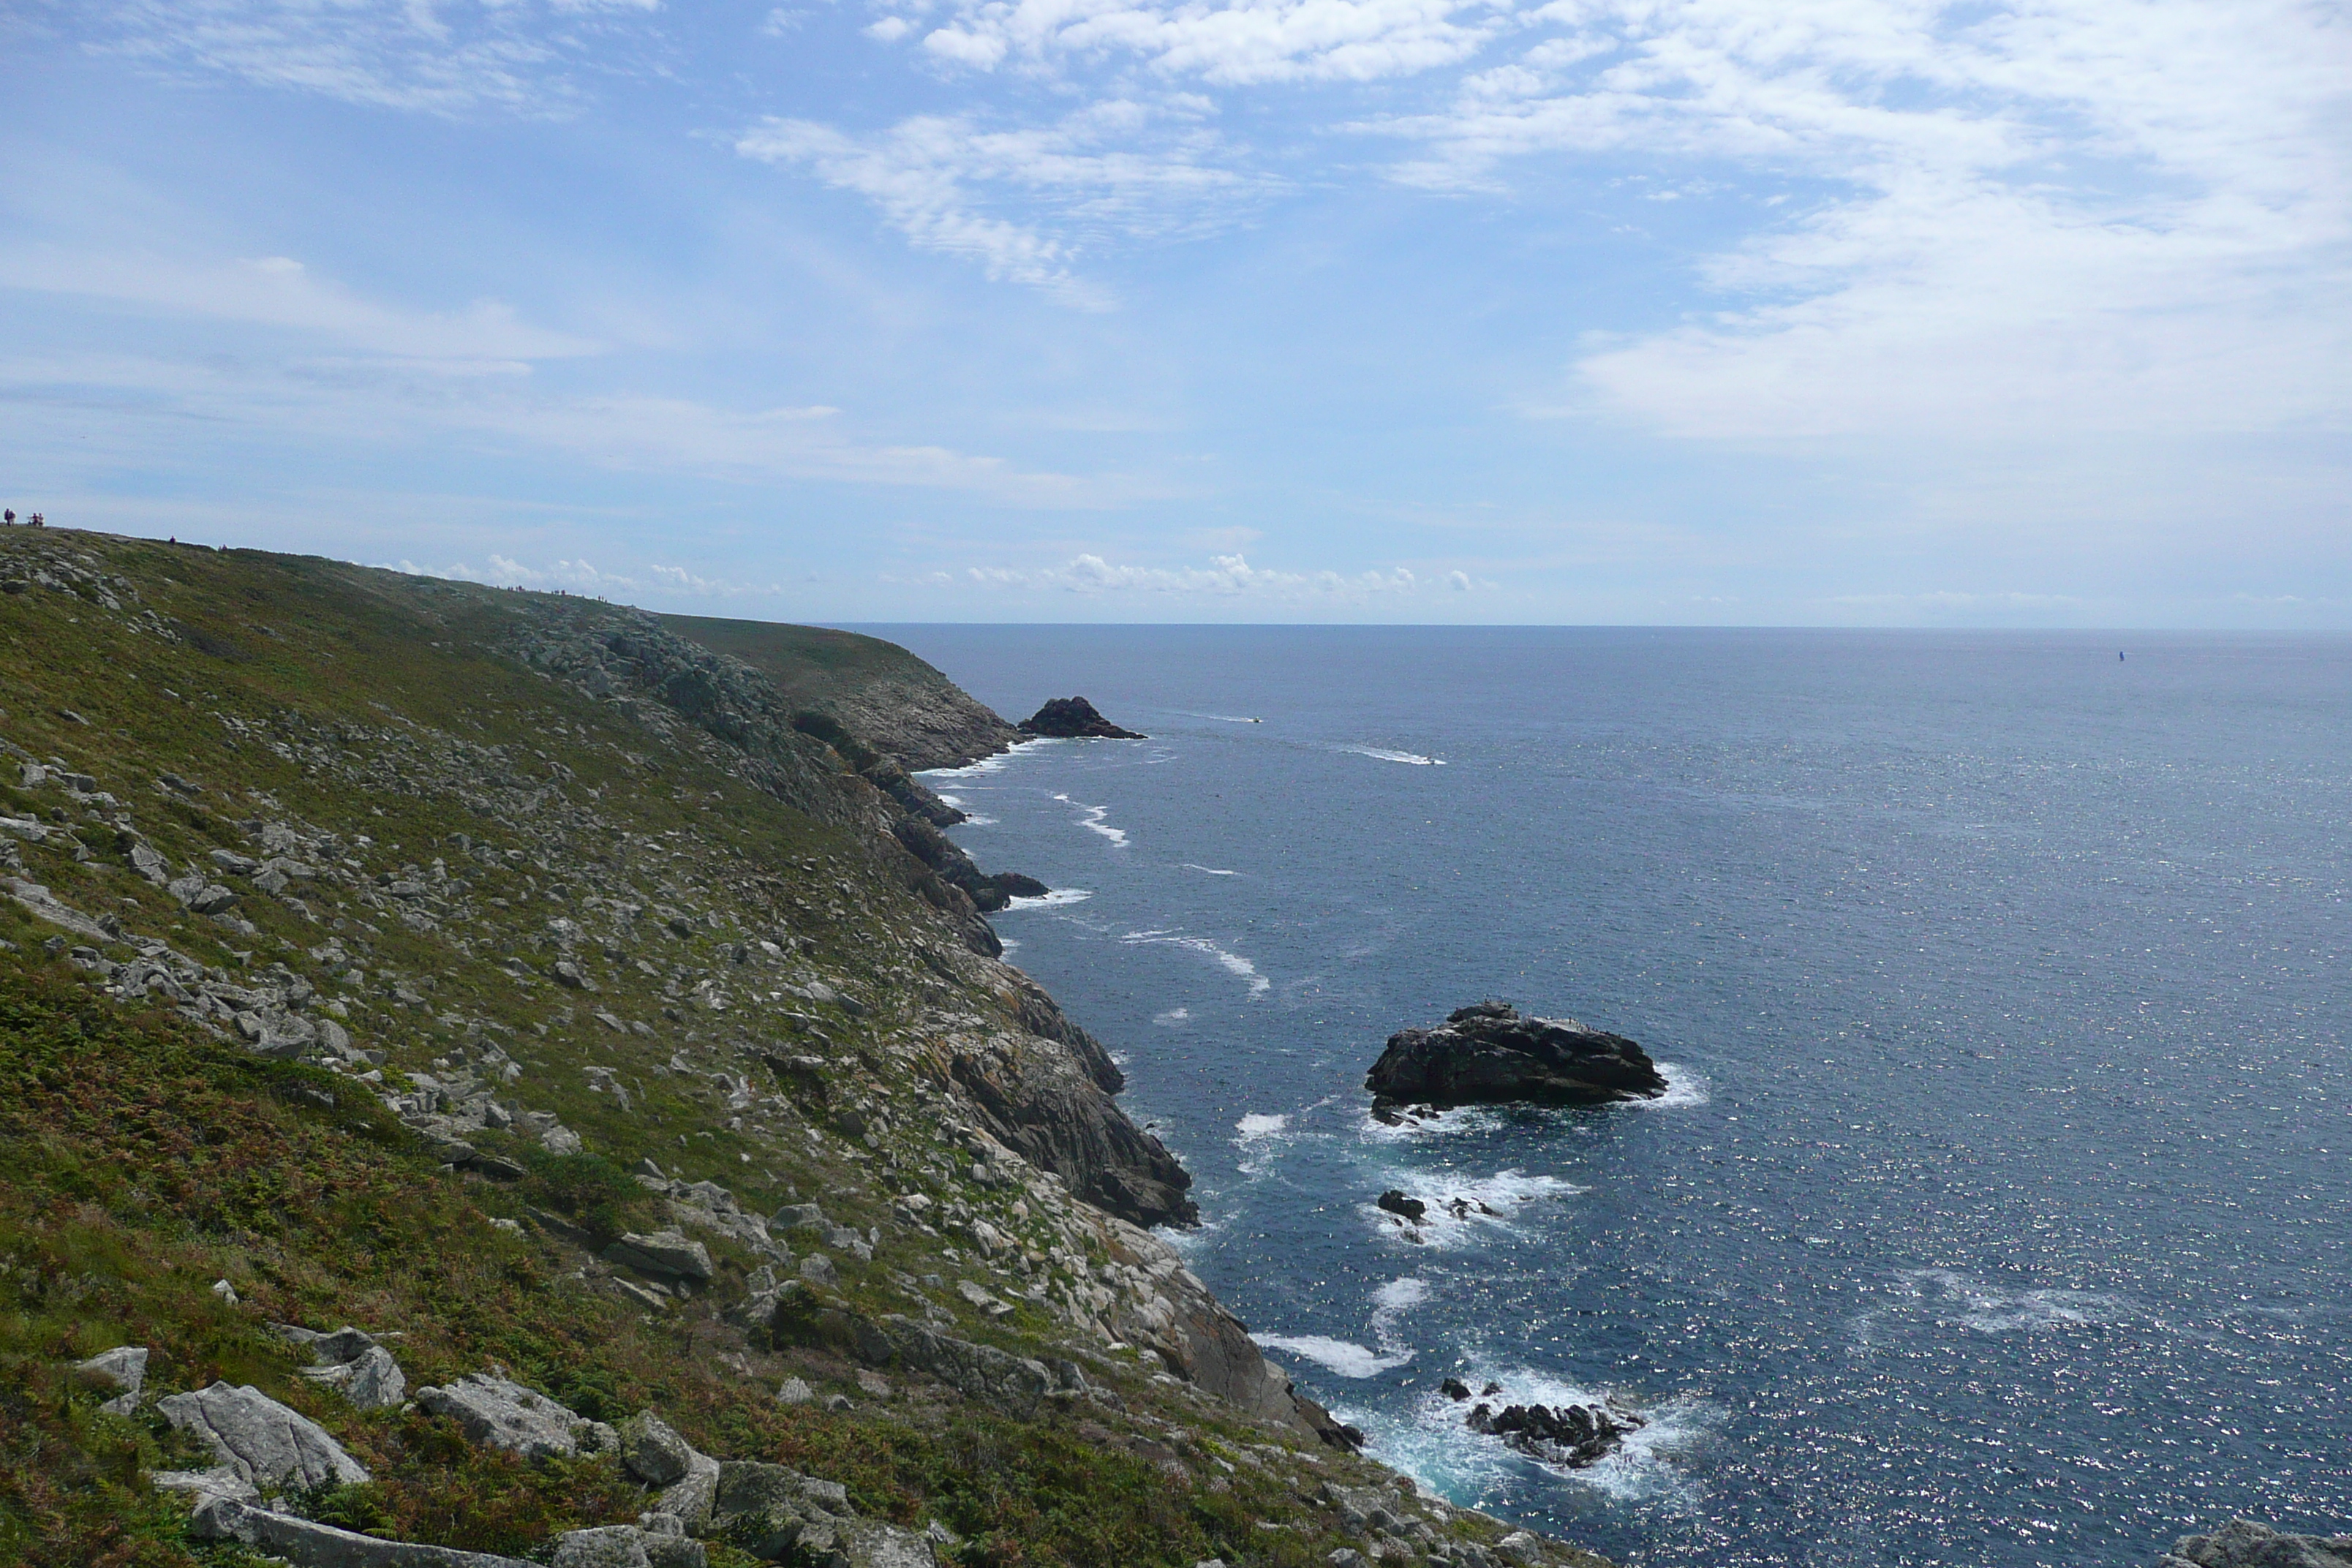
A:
[3,0,2346,625]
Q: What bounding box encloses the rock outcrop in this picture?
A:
[2158,1520,2352,1568]
[193,1493,537,1567]
[1365,1002,1666,1113]
[1463,1395,1645,1469]
[415,1373,615,1460]
[278,1323,408,1409]
[1017,698,1145,739]
[155,1381,370,1495]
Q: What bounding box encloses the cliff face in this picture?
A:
[654,613,1019,771]
[2,529,1621,1568]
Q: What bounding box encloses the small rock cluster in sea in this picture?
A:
[1439,1379,1646,1469]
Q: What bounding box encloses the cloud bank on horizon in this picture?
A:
[1,0,2345,625]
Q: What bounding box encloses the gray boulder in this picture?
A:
[415,1373,614,1460]
[636,1513,709,1568]
[280,1324,407,1410]
[617,1409,698,1485]
[75,1344,148,1414]
[712,1462,857,1557]
[603,1231,713,1284]
[791,1518,939,1568]
[2160,1520,2352,1568]
[657,1452,721,1533]
[553,1527,651,1568]
[191,1493,535,1567]
[156,1381,369,1491]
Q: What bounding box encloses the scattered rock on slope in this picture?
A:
[1366,1001,1666,1114]
[416,1373,615,1460]
[154,1381,370,1496]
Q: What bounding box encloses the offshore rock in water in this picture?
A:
[1465,1395,1646,1469]
[2158,1519,2352,1568]
[1365,1000,1666,1111]
[1017,697,1145,739]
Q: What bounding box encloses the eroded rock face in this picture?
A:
[1365,1001,1666,1111]
[948,1033,1194,1229]
[156,1381,370,1491]
[2158,1520,2352,1568]
[1016,698,1145,740]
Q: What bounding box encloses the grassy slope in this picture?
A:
[0,534,1605,1568]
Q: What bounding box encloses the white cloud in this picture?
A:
[962,551,1421,595]
[1366,0,2352,440]
[0,247,600,364]
[98,0,666,116]
[400,554,780,598]
[737,103,1279,301]
[887,0,1508,85]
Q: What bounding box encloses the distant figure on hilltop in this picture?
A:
[26,513,42,527]
[2,510,13,525]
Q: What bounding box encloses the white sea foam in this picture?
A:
[1634,1063,1710,1109]
[1049,792,1129,848]
[1121,930,1271,996]
[1253,1335,1412,1379]
[1361,1169,1583,1251]
[1338,744,1445,766]
[1233,1109,1294,1175]
[1890,1269,2135,1334]
[916,740,1046,781]
[1153,1007,1192,1026]
[1365,1366,1711,1509]
[1169,709,1264,724]
[1004,887,1093,911]
[1354,1101,1512,1143]
[1181,864,1241,876]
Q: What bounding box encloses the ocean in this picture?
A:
[866,625,2350,1568]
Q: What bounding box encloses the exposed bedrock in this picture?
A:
[949,1030,1194,1229]
[1366,1000,1666,1112]
[1017,697,1145,739]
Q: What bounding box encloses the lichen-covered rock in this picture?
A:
[279,1324,407,1409]
[415,1373,614,1460]
[155,1381,369,1491]
[75,1345,148,1414]
[553,1526,652,1568]
[617,1409,698,1485]
[192,1493,535,1567]
[603,1230,713,1284]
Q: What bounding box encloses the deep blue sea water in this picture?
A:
[864,627,2350,1568]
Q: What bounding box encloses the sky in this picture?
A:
[2,0,2347,626]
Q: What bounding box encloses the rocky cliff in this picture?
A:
[0,529,1612,1568]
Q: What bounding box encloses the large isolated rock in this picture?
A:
[2159,1520,2352,1568]
[192,1493,535,1567]
[1016,697,1144,739]
[1365,1001,1666,1112]
[415,1373,614,1460]
[157,1381,369,1491]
